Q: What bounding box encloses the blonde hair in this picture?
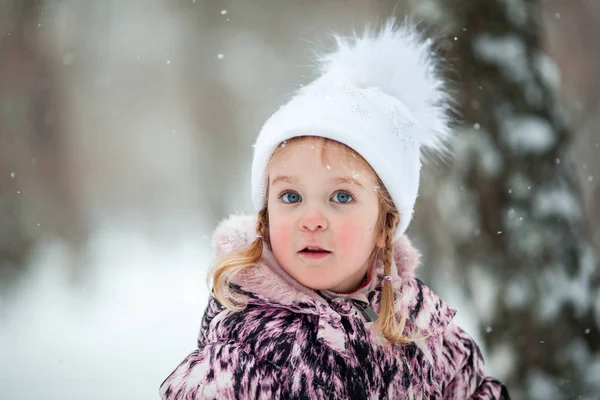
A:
[208,136,414,344]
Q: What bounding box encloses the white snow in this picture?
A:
[501,116,556,154]
[410,0,447,25]
[487,341,516,382]
[500,0,528,27]
[586,355,600,394]
[504,276,531,309]
[534,51,561,89]
[527,370,564,400]
[436,179,479,240]
[509,224,546,260]
[478,139,504,177]
[455,128,503,177]
[532,184,581,220]
[0,227,211,400]
[537,245,596,323]
[473,34,528,82]
[565,337,590,369]
[507,172,533,199]
[504,206,527,229]
[468,266,500,324]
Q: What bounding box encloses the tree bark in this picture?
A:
[417,0,600,398]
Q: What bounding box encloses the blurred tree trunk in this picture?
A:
[0,0,42,283]
[417,0,600,398]
[178,0,241,224]
[0,0,85,284]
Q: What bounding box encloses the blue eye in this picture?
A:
[281,192,302,204]
[331,191,353,204]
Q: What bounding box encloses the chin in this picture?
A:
[295,275,340,291]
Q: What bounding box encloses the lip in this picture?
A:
[298,246,332,260]
[298,251,331,260]
[299,243,329,251]
[299,245,329,252]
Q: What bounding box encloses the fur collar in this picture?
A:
[211,214,455,339]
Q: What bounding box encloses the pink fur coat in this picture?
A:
[159,214,510,399]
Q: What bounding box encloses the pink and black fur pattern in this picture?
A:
[160,214,510,399]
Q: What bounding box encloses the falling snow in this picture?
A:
[507,173,533,199]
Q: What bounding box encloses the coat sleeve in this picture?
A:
[441,323,511,400]
[159,342,283,400]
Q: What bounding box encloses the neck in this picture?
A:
[324,264,374,297]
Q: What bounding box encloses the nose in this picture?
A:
[298,207,328,232]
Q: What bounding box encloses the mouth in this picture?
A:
[298,246,332,259]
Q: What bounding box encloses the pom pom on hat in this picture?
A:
[251,18,453,238]
[316,18,452,153]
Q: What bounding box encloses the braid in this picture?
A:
[377,210,412,344]
[256,207,269,247]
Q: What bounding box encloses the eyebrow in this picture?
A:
[270,175,365,188]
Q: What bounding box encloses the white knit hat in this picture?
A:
[251,19,452,239]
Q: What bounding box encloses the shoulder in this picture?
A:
[160,299,308,399]
[393,277,457,338]
[438,322,485,389]
[202,295,308,365]
[441,322,484,368]
[438,322,511,398]
[160,338,286,399]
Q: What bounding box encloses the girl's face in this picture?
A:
[267,137,384,293]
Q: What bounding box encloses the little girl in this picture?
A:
[160,19,511,399]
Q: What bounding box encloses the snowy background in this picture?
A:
[1,1,599,399]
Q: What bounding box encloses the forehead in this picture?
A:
[268,137,377,184]
[270,137,364,167]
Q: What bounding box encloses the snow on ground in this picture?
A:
[1,227,211,400]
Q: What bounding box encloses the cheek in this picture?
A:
[269,215,294,252]
[335,219,375,251]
